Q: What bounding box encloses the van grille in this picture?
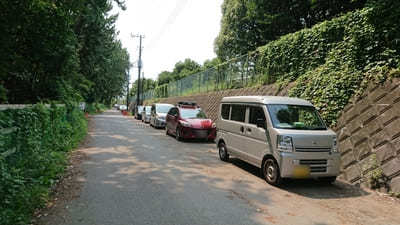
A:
[295,147,331,152]
[300,159,327,173]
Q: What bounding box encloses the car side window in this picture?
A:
[168,108,173,115]
[230,105,246,122]
[249,106,266,125]
[221,104,230,120]
[171,108,178,116]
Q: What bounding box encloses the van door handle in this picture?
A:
[246,128,252,132]
[240,126,244,132]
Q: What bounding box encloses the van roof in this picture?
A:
[220,96,313,106]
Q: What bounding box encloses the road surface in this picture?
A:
[39,110,400,225]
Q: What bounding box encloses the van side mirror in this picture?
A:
[256,118,266,129]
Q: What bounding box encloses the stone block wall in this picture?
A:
[146,79,400,192]
[335,78,400,192]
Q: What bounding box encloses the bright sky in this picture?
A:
[111,0,224,84]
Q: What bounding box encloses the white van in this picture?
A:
[216,96,340,185]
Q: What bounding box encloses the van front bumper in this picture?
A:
[278,151,340,179]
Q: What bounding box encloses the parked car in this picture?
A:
[135,105,144,120]
[119,105,127,111]
[141,106,151,123]
[216,96,340,185]
[166,102,216,141]
[150,103,174,128]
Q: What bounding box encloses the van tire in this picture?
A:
[262,158,281,186]
[218,142,229,162]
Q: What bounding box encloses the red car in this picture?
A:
[165,102,216,141]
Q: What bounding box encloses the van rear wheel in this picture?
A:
[218,142,229,162]
[263,159,281,186]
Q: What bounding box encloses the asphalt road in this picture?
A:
[41,110,400,225]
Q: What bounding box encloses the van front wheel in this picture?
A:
[218,142,229,162]
[263,159,281,186]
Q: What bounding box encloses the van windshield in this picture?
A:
[267,104,327,130]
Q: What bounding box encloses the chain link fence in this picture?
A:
[141,51,269,101]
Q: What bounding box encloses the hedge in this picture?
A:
[85,103,108,114]
[0,104,87,225]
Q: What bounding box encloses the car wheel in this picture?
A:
[262,158,281,186]
[218,142,229,162]
[176,127,182,141]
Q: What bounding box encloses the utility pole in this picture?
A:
[141,72,145,104]
[126,69,130,109]
[131,34,144,107]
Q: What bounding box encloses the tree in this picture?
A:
[214,0,366,60]
[0,0,130,105]
[157,71,173,85]
[203,58,221,69]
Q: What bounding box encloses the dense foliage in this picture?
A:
[0,104,87,225]
[0,0,130,105]
[157,58,202,85]
[214,0,366,60]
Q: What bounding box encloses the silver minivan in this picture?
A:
[216,96,340,185]
[150,103,174,128]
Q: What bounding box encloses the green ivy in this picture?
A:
[254,5,400,126]
[0,104,87,225]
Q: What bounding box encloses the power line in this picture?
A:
[146,0,190,51]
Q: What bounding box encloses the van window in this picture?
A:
[230,105,246,122]
[249,106,265,125]
[221,104,230,120]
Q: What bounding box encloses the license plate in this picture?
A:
[293,166,310,178]
[194,130,208,138]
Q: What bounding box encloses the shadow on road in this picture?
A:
[229,158,369,199]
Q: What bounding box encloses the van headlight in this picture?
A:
[277,135,293,152]
[332,137,339,153]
